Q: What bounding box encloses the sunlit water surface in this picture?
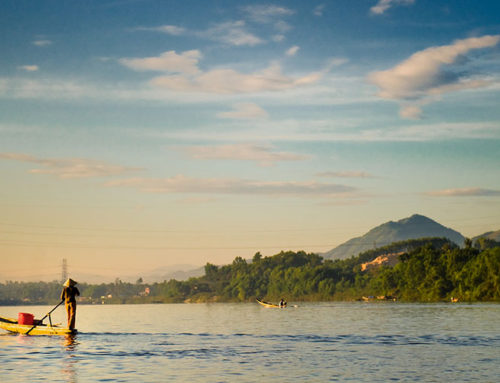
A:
[1,303,499,382]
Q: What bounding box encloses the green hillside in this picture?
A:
[2,238,499,304]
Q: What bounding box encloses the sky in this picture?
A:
[1,0,499,282]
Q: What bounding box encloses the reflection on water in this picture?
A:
[61,334,79,383]
[0,303,499,382]
[64,333,78,350]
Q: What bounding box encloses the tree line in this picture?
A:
[1,237,499,305]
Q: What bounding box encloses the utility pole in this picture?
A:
[61,258,68,284]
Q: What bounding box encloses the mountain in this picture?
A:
[323,214,465,260]
[472,230,500,242]
[0,265,205,284]
[136,265,205,283]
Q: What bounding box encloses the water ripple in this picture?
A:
[2,303,499,382]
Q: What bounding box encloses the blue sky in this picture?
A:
[1,0,499,281]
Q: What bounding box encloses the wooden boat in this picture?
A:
[0,316,76,336]
[256,298,286,308]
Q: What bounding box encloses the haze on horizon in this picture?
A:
[1,0,499,282]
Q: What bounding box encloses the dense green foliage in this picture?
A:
[1,238,499,305]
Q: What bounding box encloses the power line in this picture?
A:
[0,237,470,252]
[0,214,497,233]
[61,258,68,283]
[0,239,333,250]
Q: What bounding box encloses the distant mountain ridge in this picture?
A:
[473,230,500,242]
[323,214,465,260]
[0,265,205,284]
[136,265,204,283]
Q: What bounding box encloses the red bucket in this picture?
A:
[18,312,34,325]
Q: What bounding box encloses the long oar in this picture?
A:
[25,300,64,335]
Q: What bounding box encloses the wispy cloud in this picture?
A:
[141,21,262,46]
[119,50,201,75]
[204,21,263,46]
[18,65,39,72]
[242,5,294,23]
[399,104,425,119]
[0,73,330,102]
[32,39,52,47]
[313,4,325,17]
[425,188,500,197]
[118,49,330,94]
[182,143,308,167]
[359,121,500,141]
[148,61,328,94]
[241,5,294,41]
[286,46,300,57]
[107,175,355,197]
[370,0,415,15]
[217,103,269,119]
[146,25,186,35]
[316,171,376,178]
[369,35,500,118]
[133,119,500,143]
[0,153,142,179]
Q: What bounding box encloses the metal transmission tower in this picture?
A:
[61,258,68,283]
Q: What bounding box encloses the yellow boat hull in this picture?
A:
[0,316,76,336]
[256,299,283,308]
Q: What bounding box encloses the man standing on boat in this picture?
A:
[61,278,80,330]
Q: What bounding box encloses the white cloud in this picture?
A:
[217,103,269,119]
[316,171,376,178]
[242,5,294,39]
[107,174,355,197]
[242,5,294,23]
[132,117,500,143]
[0,77,122,100]
[139,21,262,46]
[370,35,500,99]
[18,65,39,72]
[369,35,500,117]
[183,143,308,167]
[0,74,324,102]
[425,188,500,197]
[204,21,263,46]
[383,121,500,141]
[150,62,327,94]
[134,7,294,47]
[0,153,142,179]
[370,0,415,15]
[32,39,52,47]
[119,50,201,75]
[154,25,185,35]
[286,46,300,57]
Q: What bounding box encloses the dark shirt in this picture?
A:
[61,286,80,304]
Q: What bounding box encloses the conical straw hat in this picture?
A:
[63,278,77,287]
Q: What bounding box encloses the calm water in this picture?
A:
[1,302,499,382]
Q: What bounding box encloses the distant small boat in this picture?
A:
[256,298,286,308]
[361,296,375,301]
[0,316,76,336]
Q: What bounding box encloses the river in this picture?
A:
[1,302,499,382]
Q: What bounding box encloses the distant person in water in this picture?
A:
[279,298,287,308]
[61,278,80,330]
